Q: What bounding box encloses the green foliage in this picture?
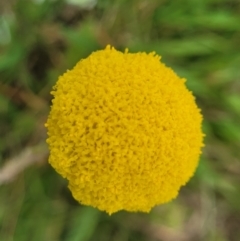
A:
[0,0,240,240]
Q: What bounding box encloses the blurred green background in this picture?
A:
[0,0,240,240]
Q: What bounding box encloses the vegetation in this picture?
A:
[0,0,240,240]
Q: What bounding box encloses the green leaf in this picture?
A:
[65,206,100,241]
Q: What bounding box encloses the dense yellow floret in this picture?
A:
[45,45,204,214]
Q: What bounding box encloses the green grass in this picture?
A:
[0,0,240,240]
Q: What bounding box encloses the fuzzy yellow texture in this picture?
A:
[46,45,204,214]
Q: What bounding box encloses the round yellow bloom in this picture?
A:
[46,45,204,214]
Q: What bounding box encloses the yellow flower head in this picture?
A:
[46,45,204,214]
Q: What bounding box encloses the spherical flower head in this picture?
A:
[45,45,204,214]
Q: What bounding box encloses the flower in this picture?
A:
[45,45,204,214]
